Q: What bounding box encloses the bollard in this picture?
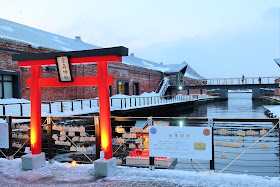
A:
[47,117,54,163]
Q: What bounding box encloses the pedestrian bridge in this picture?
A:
[169,76,280,99]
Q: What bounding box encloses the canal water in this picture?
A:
[193,92,267,118]
[175,92,279,177]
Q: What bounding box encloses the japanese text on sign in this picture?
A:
[149,126,212,160]
[56,56,73,82]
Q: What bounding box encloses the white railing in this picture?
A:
[202,76,279,85]
[0,94,217,116]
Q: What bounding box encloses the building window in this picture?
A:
[133,82,139,95]
[0,71,20,98]
[46,66,56,71]
[109,86,112,97]
[117,81,129,95]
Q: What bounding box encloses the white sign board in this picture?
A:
[0,123,9,148]
[149,126,212,160]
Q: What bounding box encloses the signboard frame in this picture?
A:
[56,56,73,82]
[149,126,212,160]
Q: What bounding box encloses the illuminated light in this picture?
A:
[179,86,182,90]
[179,121,183,127]
[101,133,109,151]
[30,128,37,147]
[71,160,77,167]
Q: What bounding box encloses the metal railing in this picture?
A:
[0,116,279,177]
[0,94,217,116]
[110,94,213,110]
[201,76,279,86]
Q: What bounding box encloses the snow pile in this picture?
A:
[0,98,30,104]
[110,92,160,99]
[0,158,279,187]
[264,105,280,118]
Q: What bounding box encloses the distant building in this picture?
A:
[0,18,205,100]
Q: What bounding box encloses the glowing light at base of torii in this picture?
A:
[13,47,128,159]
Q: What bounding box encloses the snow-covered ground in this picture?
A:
[264,105,280,118]
[0,158,279,187]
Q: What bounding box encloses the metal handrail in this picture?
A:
[201,76,280,86]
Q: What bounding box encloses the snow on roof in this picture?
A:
[122,55,171,72]
[274,58,280,67]
[161,63,187,74]
[123,55,205,79]
[0,18,99,51]
[185,64,206,79]
[0,18,205,79]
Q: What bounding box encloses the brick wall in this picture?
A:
[0,38,163,101]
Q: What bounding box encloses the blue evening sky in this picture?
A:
[0,0,279,78]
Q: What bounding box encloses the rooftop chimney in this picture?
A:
[75,36,82,42]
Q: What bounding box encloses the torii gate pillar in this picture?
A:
[97,62,113,158]
[30,66,42,154]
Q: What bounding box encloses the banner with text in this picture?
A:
[149,126,212,160]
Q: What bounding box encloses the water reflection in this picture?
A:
[188,92,267,118]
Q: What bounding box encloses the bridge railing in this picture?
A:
[202,76,279,86]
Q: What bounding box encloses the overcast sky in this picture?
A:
[0,0,280,78]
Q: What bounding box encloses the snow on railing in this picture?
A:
[0,94,217,116]
[155,77,169,97]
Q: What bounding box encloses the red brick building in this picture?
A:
[0,18,205,101]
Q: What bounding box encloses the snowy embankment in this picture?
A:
[0,158,279,187]
[263,105,280,118]
[0,92,205,120]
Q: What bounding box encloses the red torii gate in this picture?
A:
[13,47,128,159]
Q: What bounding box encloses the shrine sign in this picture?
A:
[149,126,212,160]
[13,46,128,159]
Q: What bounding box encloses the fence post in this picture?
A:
[130,98,132,108]
[90,100,92,108]
[61,101,63,113]
[94,117,101,160]
[209,118,215,171]
[71,101,74,111]
[81,100,83,110]
[3,104,5,116]
[20,103,23,116]
[6,116,12,159]
[121,99,123,109]
[49,102,52,113]
[148,117,155,171]
[47,117,54,163]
